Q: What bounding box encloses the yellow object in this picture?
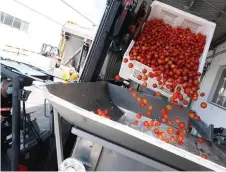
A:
[70,73,78,80]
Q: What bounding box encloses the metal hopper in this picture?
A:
[44,81,226,171]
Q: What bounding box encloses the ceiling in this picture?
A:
[146,0,226,48]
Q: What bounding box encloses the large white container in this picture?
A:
[119,1,216,99]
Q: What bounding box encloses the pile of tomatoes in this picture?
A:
[125,19,207,106]
[91,108,111,119]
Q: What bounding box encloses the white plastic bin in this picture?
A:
[119,1,216,99]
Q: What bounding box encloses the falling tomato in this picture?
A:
[142,82,147,87]
[167,128,174,134]
[128,88,133,92]
[189,112,195,118]
[166,105,172,110]
[198,137,204,143]
[137,75,142,80]
[132,92,137,97]
[124,58,128,63]
[137,97,142,102]
[146,111,151,116]
[133,120,138,125]
[148,105,153,111]
[156,91,161,96]
[136,113,142,119]
[175,118,180,123]
[115,75,120,81]
[163,113,169,119]
[154,128,159,134]
[200,102,207,108]
[179,122,185,128]
[142,98,148,104]
[168,120,173,126]
[161,108,167,115]
[200,92,205,97]
[140,103,145,108]
[161,118,166,123]
[128,63,133,68]
[195,115,201,120]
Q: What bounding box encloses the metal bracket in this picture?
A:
[18,89,31,101]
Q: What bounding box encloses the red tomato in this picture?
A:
[142,98,148,104]
[142,69,147,74]
[128,88,133,92]
[177,135,184,142]
[189,112,195,118]
[178,140,184,146]
[97,108,102,115]
[200,92,205,97]
[148,105,153,111]
[104,110,108,115]
[124,58,128,63]
[161,108,167,115]
[153,83,157,88]
[198,137,204,143]
[161,118,166,123]
[146,111,151,116]
[167,128,174,134]
[156,121,161,126]
[169,136,175,143]
[179,122,185,128]
[195,115,201,120]
[154,128,159,134]
[155,91,161,96]
[200,102,207,108]
[142,82,147,87]
[143,121,149,127]
[166,105,172,110]
[201,154,207,159]
[140,103,145,108]
[136,113,142,119]
[137,75,142,80]
[163,114,169,119]
[175,118,180,123]
[128,63,133,68]
[133,120,138,125]
[115,75,120,81]
[137,97,142,102]
[183,100,188,105]
[168,120,173,126]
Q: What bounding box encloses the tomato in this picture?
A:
[137,75,142,80]
[128,63,133,68]
[124,58,128,63]
[140,103,145,107]
[155,91,161,96]
[156,121,161,126]
[163,114,169,119]
[189,112,195,118]
[161,108,167,115]
[143,121,149,127]
[136,113,142,119]
[128,88,133,92]
[178,140,184,146]
[97,108,102,115]
[153,83,157,88]
[201,154,207,159]
[168,120,173,126]
[146,111,151,116]
[166,105,172,110]
[200,92,205,97]
[154,128,159,134]
[133,120,138,125]
[148,105,153,111]
[161,118,166,123]
[183,100,188,105]
[177,135,184,142]
[179,122,185,128]
[143,98,148,104]
[104,110,108,115]
[142,69,147,74]
[198,137,204,143]
[142,75,148,80]
[160,132,166,138]
[115,75,120,81]
[164,139,169,143]
[142,82,147,87]
[195,115,201,120]
[132,92,137,97]
[175,118,180,123]
[169,136,175,143]
[167,128,174,134]
[200,102,207,108]
[137,97,142,102]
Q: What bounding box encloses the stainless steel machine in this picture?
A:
[44,0,226,171]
